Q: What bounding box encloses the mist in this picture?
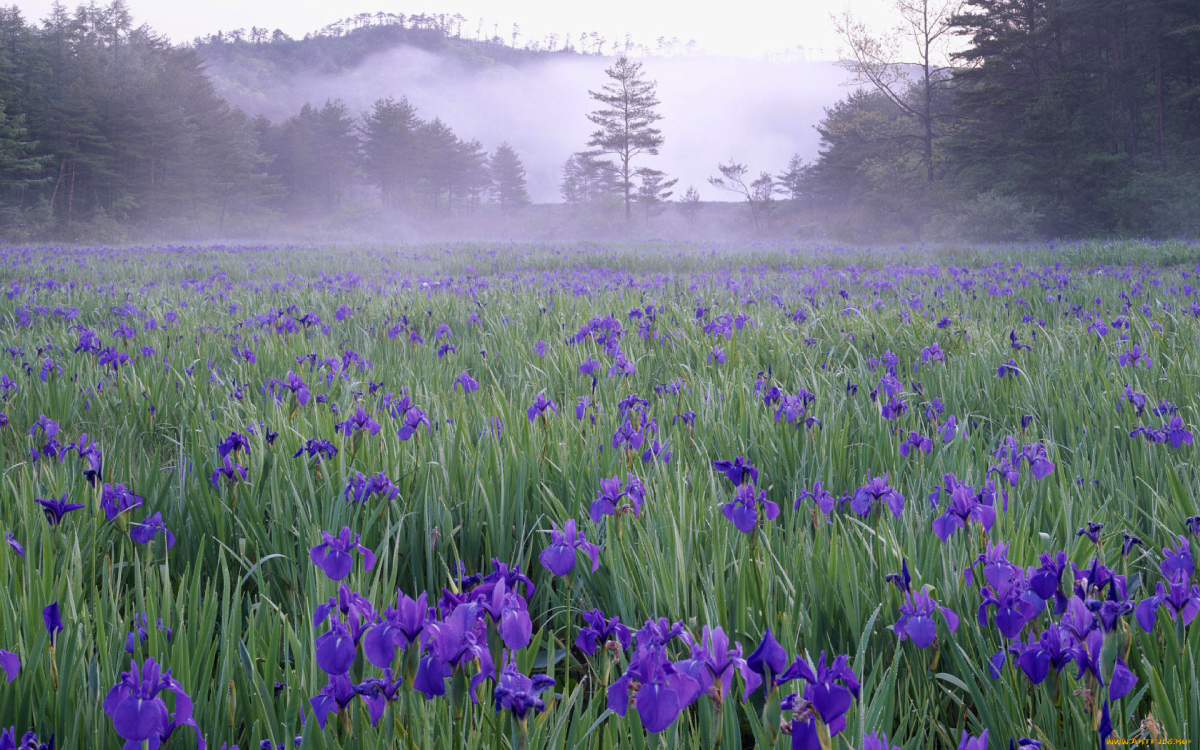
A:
[205,47,854,203]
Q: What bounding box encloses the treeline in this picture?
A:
[0,1,530,240]
[785,0,1200,240]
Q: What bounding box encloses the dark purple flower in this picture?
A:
[363,589,430,669]
[309,674,357,729]
[778,651,860,744]
[721,483,780,534]
[575,609,632,656]
[795,481,836,520]
[1121,533,1142,557]
[210,455,247,488]
[42,603,62,646]
[397,407,430,441]
[885,560,911,594]
[589,476,626,522]
[538,519,600,576]
[932,485,996,542]
[454,371,480,394]
[130,513,176,550]
[607,645,700,734]
[217,431,250,458]
[675,625,759,703]
[1135,571,1200,634]
[527,393,557,422]
[103,658,203,748]
[713,456,758,486]
[0,650,19,683]
[893,589,959,648]
[859,732,902,750]
[1118,344,1150,369]
[413,602,494,702]
[955,730,988,750]
[900,431,933,458]
[35,494,85,527]
[1076,521,1104,546]
[997,359,1019,378]
[310,527,376,582]
[745,627,788,689]
[335,407,381,437]
[493,651,555,721]
[293,438,338,460]
[4,533,21,558]
[850,472,905,519]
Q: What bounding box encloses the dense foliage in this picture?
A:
[795,0,1200,240]
[0,238,1198,749]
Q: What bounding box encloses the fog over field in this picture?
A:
[206,48,852,202]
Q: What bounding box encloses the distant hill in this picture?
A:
[192,16,851,203]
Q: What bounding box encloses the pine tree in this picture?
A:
[633,167,676,224]
[360,96,421,209]
[0,98,48,200]
[489,141,530,210]
[585,56,664,222]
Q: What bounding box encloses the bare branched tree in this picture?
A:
[833,0,963,184]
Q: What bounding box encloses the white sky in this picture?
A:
[10,0,899,58]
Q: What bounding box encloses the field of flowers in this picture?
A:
[0,239,1198,750]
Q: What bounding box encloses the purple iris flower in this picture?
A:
[574,395,592,421]
[1121,533,1142,557]
[344,472,400,503]
[745,627,789,689]
[29,415,58,440]
[885,560,911,594]
[362,590,430,669]
[210,455,247,488]
[538,519,600,576]
[5,533,22,558]
[454,371,480,394]
[721,484,780,534]
[293,438,338,460]
[354,669,404,728]
[130,513,176,550]
[893,589,959,648]
[310,527,376,582]
[335,407,381,437]
[493,651,555,721]
[125,614,173,654]
[849,472,905,519]
[774,394,807,424]
[997,359,1019,378]
[217,431,250,458]
[777,651,860,746]
[940,415,958,442]
[611,420,644,452]
[397,407,430,441]
[575,609,632,655]
[579,358,599,375]
[532,340,547,358]
[99,482,142,518]
[279,371,311,405]
[641,438,672,464]
[1135,573,1200,633]
[103,658,204,748]
[932,485,996,542]
[589,476,626,522]
[42,603,62,646]
[1029,551,1069,614]
[899,431,932,458]
[1006,627,1079,684]
[675,625,760,703]
[1164,416,1194,449]
[1020,443,1055,479]
[480,579,533,651]
[413,602,494,701]
[0,650,20,682]
[527,393,557,422]
[35,494,85,526]
[315,620,357,676]
[607,645,701,734]
[713,456,758,486]
[68,433,103,485]
[1118,344,1151,368]
[795,481,836,520]
[309,674,357,729]
[1076,522,1104,545]
[1160,536,1195,580]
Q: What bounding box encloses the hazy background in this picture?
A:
[206,47,852,202]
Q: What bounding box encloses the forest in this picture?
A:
[0,0,1198,241]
